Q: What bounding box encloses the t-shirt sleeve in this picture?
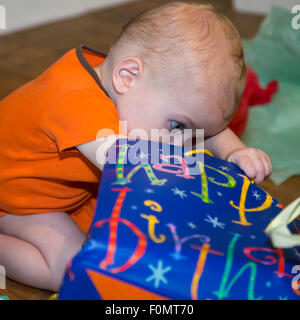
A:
[41,90,121,152]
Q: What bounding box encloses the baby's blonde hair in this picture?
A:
[111,1,246,116]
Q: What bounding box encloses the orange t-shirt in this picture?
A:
[0,45,120,232]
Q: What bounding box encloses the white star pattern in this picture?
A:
[294,248,300,262]
[139,151,149,160]
[146,260,172,288]
[171,187,187,199]
[145,188,155,194]
[188,222,197,229]
[204,215,225,229]
[219,165,230,171]
[131,205,138,210]
[252,190,262,200]
[217,192,223,197]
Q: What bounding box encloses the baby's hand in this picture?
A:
[227,148,272,184]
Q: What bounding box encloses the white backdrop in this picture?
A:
[0,0,137,36]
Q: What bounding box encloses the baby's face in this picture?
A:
[115,68,233,141]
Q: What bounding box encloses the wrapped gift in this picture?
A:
[59,139,300,300]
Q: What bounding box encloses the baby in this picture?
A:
[0,2,272,292]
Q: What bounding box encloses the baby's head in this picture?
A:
[99,1,246,139]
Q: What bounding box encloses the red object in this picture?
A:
[229,66,279,138]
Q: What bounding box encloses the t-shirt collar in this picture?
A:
[76,44,111,99]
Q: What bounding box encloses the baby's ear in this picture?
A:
[112,57,142,94]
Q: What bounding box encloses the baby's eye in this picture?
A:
[171,121,184,130]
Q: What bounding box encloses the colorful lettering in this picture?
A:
[166,223,210,260]
[229,174,273,226]
[95,187,147,273]
[191,161,214,204]
[243,247,292,278]
[140,214,166,243]
[191,161,237,204]
[144,200,162,212]
[213,233,262,300]
[113,144,167,186]
[190,244,224,300]
[153,154,194,179]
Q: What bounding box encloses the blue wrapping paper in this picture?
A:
[59,139,300,300]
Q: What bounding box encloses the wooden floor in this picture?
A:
[0,0,299,300]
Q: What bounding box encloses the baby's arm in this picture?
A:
[204,127,272,184]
